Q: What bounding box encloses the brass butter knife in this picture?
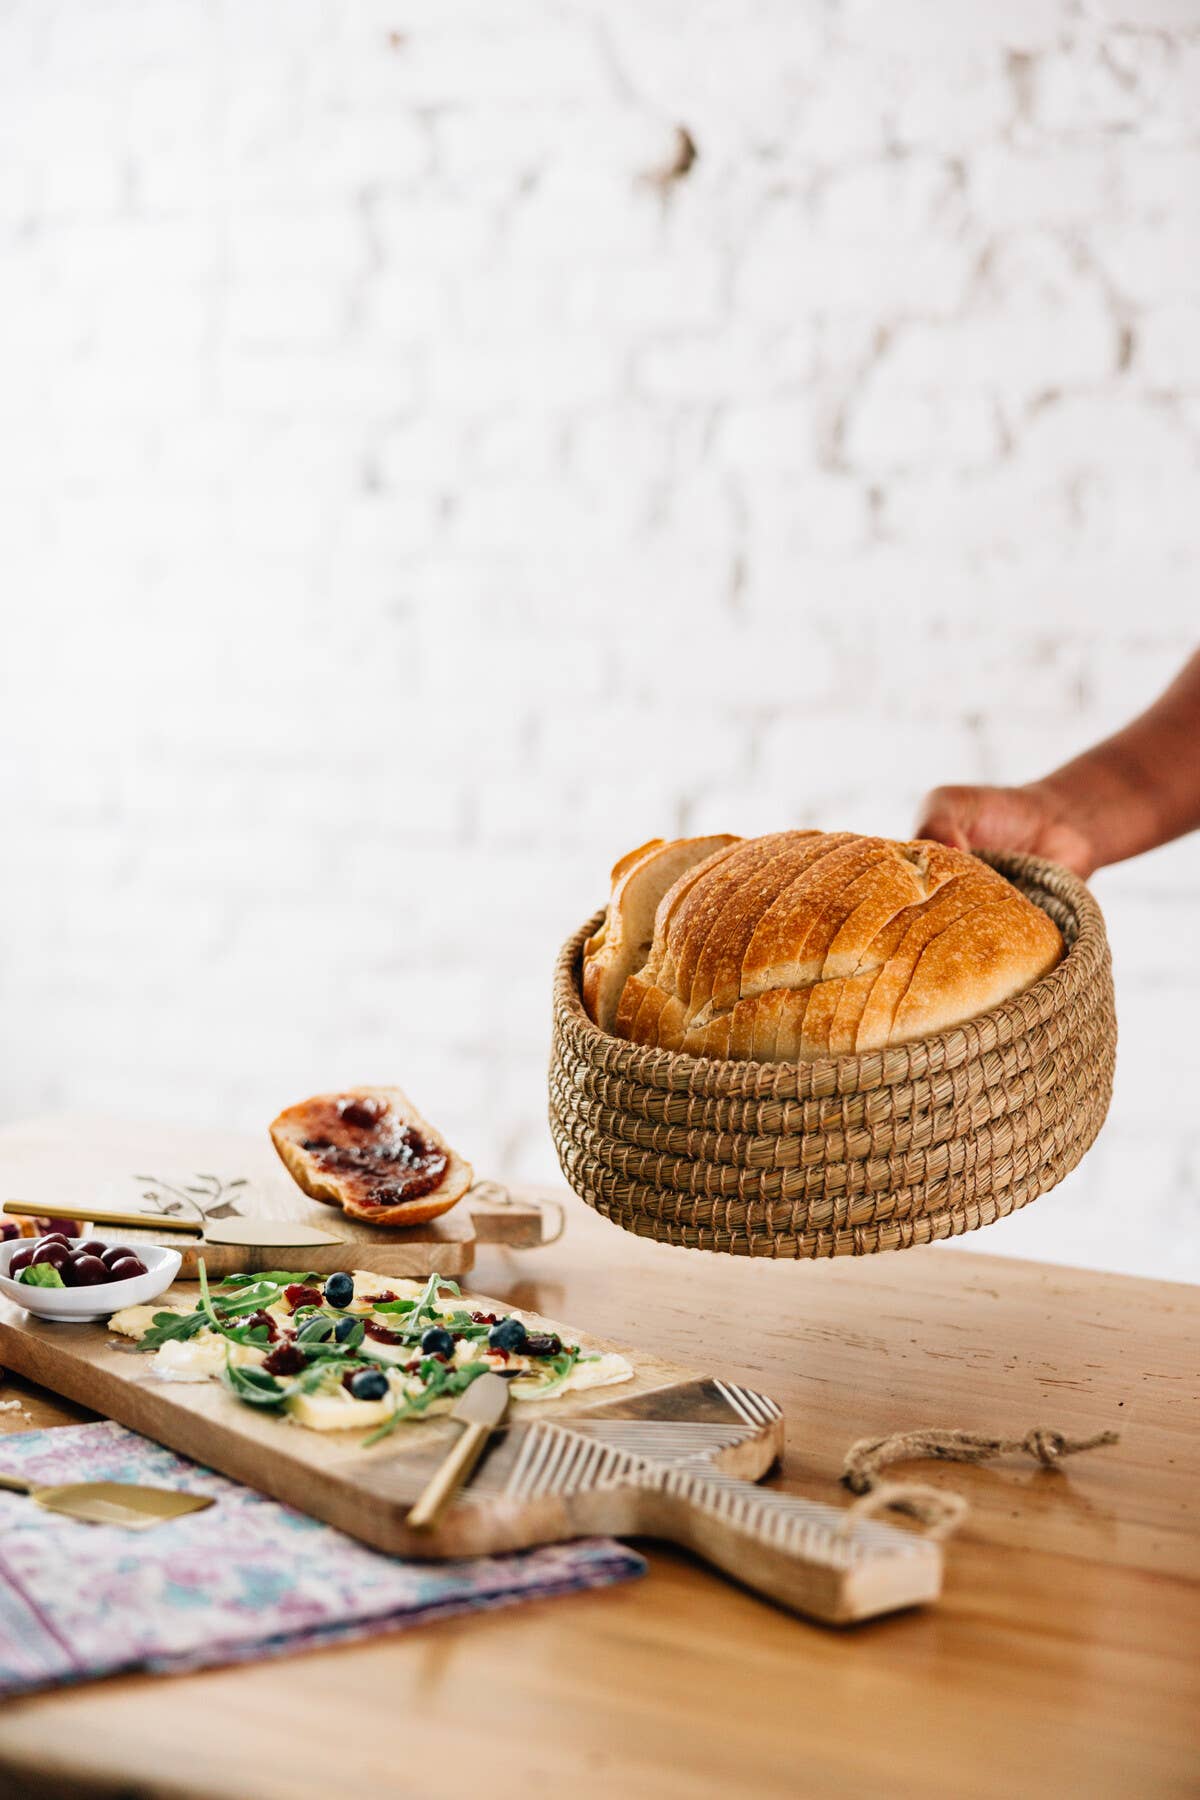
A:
[407,1372,510,1530]
[0,1470,215,1531]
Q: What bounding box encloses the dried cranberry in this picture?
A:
[364,1318,404,1345]
[243,1309,279,1342]
[524,1334,563,1358]
[262,1343,306,1377]
[283,1284,324,1313]
[471,1311,499,1325]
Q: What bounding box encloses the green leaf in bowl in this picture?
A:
[18,1263,65,1289]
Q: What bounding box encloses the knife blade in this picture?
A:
[406,1371,511,1531]
[2,1201,342,1249]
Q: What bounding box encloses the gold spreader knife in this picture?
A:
[3,1200,342,1249]
[0,1471,215,1531]
[407,1371,511,1530]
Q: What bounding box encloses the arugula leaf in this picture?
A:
[137,1309,208,1352]
[295,1315,334,1343]
[287,1360,345,1398]
[401,1273,460,1331]
[219,1271,320,1289]
[196,1259,221,1330]
[222,1360,286,1408]
[519,1348,582,1399]
[19,1263,65,1288]
[361,1359,490,1447]
[213,1282,286,1317]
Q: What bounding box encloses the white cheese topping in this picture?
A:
[106,1271,634,1428]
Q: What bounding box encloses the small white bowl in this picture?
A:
[0,1237,182,1323]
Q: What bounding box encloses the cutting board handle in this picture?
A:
[631,1468,943,1625]
[467,1183,564,1248]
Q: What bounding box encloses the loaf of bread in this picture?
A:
[270,1086,473,1227]
[582,831,1064,1061]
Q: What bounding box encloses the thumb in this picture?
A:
[914,785,980,850]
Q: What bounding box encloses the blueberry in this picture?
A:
[488,1316,528,1354]
[350,1368,389,1402]
[324,1272,354,1309]
[420,1326,455,1358]
[334,1315,360,1343]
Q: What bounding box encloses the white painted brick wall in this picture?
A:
[0,0,1197,1281]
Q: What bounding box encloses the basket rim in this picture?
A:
[553,848,1110,1101]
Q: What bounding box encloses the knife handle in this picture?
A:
[407,1421,492,1530]
[2,1200,202,1235]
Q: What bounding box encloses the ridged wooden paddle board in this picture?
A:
[0,1282,942,1625]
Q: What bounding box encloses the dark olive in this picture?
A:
[63,1253,109,1287]
[107,1256,148,1282]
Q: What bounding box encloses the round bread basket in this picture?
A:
[549,852,1116,1258]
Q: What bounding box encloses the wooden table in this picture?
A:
[0,1195,1197,1800]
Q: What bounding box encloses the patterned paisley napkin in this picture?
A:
[0,1421,645,1697]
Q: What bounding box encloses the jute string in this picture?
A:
[838,1425,1120,1537]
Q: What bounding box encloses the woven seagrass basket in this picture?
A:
[549,852,1116,1258]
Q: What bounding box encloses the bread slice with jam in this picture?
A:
[270,1086,473,1228]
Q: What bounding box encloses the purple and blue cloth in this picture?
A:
[0,1420,644,1698]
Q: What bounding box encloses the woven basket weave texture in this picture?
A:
[549,852,1116,1258]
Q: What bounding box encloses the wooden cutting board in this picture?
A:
[0,1283,942,1624]
[0,1115,551,1277]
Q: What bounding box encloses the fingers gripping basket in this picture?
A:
[549,853,1116,1258]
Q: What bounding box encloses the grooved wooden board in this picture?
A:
[0,1281,939,1623]
[0,1115,548,1277]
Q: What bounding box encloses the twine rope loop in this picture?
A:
[839,1424,1120,1534]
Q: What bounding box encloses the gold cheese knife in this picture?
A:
[0,1471,215,1530]
[406,1372,511,1530]
[3,1201,342,1249]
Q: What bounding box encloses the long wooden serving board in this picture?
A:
[0,1115,550,1278]
[0,1282,942,1625]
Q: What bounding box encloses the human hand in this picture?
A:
[914,780,1099,878]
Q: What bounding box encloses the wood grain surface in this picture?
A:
[0,1179,1197,1800]
[0,1114,547,1276]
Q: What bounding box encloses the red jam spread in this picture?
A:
[298,1095,449,1206]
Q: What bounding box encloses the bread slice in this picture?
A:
[583,834,740,1031]
[270,1086,473,1228]
[690,832,831,1016]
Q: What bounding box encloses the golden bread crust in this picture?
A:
[592,832,1063,1063]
